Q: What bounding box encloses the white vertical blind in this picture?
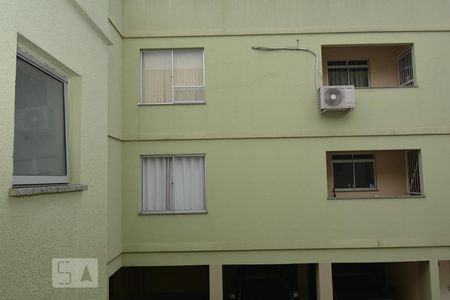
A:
[173,49,204,102]
[173,50,203,87]
[173,156,205,211]
[142,157,168,211]
[142,51,172,103]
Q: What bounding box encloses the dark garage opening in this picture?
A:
[109,265,209,300]
[223,264,316,300]
[332,262,430,300]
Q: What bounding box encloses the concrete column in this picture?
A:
[428,260,441,300]
[439,261,450,300]
[316,263,333,300]
[210,265,223,300]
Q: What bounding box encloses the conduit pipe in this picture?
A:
[251,43,321,90]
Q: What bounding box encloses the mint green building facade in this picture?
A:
[0,0,111,299]
[1,0,450,299]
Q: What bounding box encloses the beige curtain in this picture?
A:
[173,49,204,102]
[142,51,172,103]
[142,49,204,103]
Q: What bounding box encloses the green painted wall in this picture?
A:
[2,0,448,297]
[122,32,450,140]
[108,14,123,276]
[108,24,123,140]
[122,0,450,37]
[0,0,109,299]
[119,15,450,269]
[74,0,111,40]
[122,136,450,253]
[109,0,123,34]
[108,138,122,271]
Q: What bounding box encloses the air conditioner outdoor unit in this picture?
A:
[319,85,355,112]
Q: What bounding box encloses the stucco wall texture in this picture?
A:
[2,0,450,298]
[123,0,450,37]
[117,5,450,300]
[0,0,109,299]
[107,21,123,272]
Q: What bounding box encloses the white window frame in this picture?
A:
[139,49,205,105]
[140,154,206,214]
[398,47,415,87]
[13,50,69,185]
[327,59,371,87]
[331,154,377,192]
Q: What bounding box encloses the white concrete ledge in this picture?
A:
[122,238,450,254]
[327,195,425,200]
[9,184,88,197]
[138,210,207,215]
[137,101,206,106]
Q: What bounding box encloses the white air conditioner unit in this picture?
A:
[15,106,49,132]
[319,85,355,112]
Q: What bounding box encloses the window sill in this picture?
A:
[137,101,206,106]
[327,195,425,200]
[138,209,207,215]
[334,188,378,192]
[9,184,88,197]
[355,86,418,89]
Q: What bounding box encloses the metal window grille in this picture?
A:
[398,48,414,86]
[406,150,421,195]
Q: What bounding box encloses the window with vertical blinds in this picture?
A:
[141,49,205,104]
[141,155,205,213]
[327,60,370,87]
[332,154,376,191]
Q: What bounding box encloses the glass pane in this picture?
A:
[142,51,172,103]
[353,154,374,160]
[142,157,168,211]
[241,279,292,300]
[348,60,368,66]
[349,68,369,87]
[333,162,354,189]
[173,156,205,211]
[174,87,205,102]
[14,57,66,177]
[173,49,203,87]
[332,155,353,160]
[328,68,348,85]
[328,61,347,66]
[355,162,375,188]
